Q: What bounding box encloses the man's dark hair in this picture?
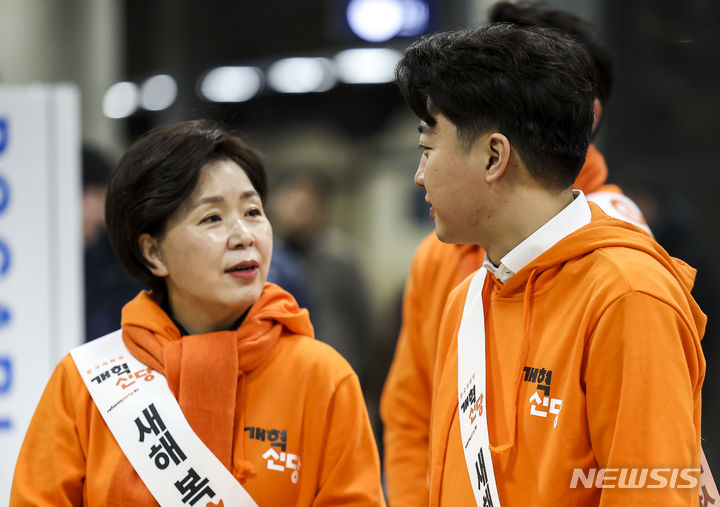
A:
[396,24,595,189]
[489,1,614,104]
[105,119,268,294]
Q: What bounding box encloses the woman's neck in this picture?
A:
[161,295,250,335]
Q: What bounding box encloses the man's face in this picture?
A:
[415,113,491,244]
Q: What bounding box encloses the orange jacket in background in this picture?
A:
[380,145,651,505]
[430,205,705,505]
[11,283,386,506]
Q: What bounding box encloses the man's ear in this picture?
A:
[592,98,603,134]
[138,233,169,277]
[486,133,511,183]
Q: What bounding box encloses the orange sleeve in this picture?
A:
[313,373,386,507]
[10,357,87,506]
[584,292,704,506]
[380,237,435,506]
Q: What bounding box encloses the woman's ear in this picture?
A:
[138,233,168,277]
[486,133,510,183]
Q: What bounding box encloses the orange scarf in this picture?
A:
[106,283,313,505]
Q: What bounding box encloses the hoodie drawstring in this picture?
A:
[490,267,539,455]
[233,370,256,482]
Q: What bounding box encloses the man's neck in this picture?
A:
[485,186,574,265]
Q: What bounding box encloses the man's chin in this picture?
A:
[434,225,465,245]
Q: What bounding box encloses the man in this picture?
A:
[380,4,650,505]
[389,23,704,505]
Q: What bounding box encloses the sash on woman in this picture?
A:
[71,330,258,507]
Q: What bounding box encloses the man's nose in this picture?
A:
[414,157,425,188]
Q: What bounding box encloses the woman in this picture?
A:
[11,120,385,506]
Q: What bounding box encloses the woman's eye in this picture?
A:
[200,214,221,224]
[247,208,262,217]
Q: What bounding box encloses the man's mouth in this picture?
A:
[426,198,435,217]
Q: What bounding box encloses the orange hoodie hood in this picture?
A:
[500,205,705,335]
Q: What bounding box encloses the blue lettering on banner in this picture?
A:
[0,357,11,394]
[0,304,9,329]
[0,117,7,154]
[0,174,8,214]
[0,239,10,277]
[0,356,12,430]
[0,118,10,431]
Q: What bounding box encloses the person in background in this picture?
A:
[380,4,652,504]
[82,145,141,341]
[270,172,373,383]
[11,120,385,506]
[266,237,313,311]
[393,22,704,505]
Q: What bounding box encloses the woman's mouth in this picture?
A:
[225,261,259,280]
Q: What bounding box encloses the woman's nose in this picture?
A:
[228,219,253,248]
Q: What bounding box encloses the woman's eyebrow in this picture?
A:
[191,195,225,210]
[191,190,259,210]
[239,190,259,200]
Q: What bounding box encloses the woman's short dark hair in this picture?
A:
[396,23,595,190]
[105,119,268,293]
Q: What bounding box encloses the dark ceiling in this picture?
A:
[124,0,449,138]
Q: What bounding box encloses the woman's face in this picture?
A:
[140,159,272,334]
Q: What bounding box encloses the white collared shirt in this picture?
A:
[483,190,591,283]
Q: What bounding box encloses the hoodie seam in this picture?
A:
[585,290,695,354]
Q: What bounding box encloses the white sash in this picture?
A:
[457,267,501,506]
[586,191,652,234]
[70,330,258,507]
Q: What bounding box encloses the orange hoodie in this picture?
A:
[381,144,630,505]
[429,205,705,506]
[11,283,386,506]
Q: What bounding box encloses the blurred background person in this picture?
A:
[81,144,142,341]
[269,172,373,384]
[266,235,313,311]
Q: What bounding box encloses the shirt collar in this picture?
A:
[483,190,591,283]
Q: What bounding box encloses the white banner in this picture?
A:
[0,84,82,503]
